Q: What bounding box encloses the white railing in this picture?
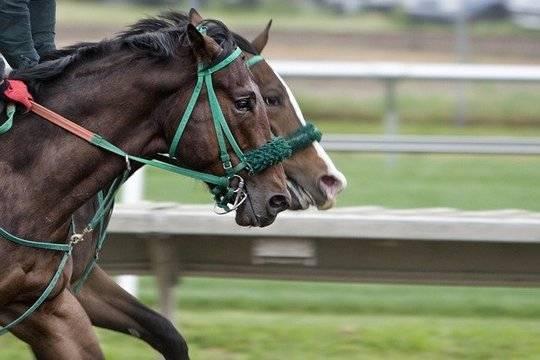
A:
[321,134,540,155]
[271,61,540,82]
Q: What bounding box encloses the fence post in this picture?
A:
[149,238,179,321]
[383,79,399,135]
[116,168,145,296]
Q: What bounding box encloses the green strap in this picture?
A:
[87,171,128,230]
[200,47,242,75]
[204,73,246,164]
[168,73,204,157]
[0,248,72,335]
[0,104,16,135]
[91,134,230,187]
[0,226,71,252]
[72,191,109,293]
[245,55,264,68]
[169,47,246,175]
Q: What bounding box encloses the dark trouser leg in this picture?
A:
[29,0,56,57]
[0,0,39,69]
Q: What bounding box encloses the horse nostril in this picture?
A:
[321,175,338,188]
[319,175,343,199]
[268,194,290,213]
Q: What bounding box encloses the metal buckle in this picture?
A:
[214,175,248,215]
[223,160,232,170]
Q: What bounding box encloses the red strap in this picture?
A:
[30,101,95,142]
[2,79,95,141]
[3,80,33,111]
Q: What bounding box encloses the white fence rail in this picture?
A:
[321,134,540,155]
[101,204,540,317]
[271,61,540,82]
[102,204,540,284]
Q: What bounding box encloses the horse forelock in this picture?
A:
[10,11,237,90]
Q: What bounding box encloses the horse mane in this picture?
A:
[11,11,237,89]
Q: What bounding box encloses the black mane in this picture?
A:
[11,11,237,86]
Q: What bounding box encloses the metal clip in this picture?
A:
[70,226,93,245]
[214,175,248,215]
[125,155,132,172]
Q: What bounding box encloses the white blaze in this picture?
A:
[271,67,347,189]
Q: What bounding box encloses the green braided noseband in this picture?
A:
[241,124,321,173]
[244,137,292,173]
[285,122,322,153]
[209,123,322,208]
[209,123,321,209]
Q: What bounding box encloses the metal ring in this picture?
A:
[125,155,132,172]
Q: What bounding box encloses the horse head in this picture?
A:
[11,10,290,228]
[242,22,347,210]
[151,12,347,210]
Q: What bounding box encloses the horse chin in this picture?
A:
[287,178,337,211]
[235,204,277,227]
[317,198,336,210]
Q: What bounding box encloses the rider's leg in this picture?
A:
[0,0,39,69]
[29,0,56,57]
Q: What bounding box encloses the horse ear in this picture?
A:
[251,20,272,54]
[186,23,221,64]
[189,8,204,26]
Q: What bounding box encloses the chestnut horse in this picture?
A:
[0,11,289,359]
[55,12,345,360]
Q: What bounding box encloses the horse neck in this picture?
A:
[0,58,192,242]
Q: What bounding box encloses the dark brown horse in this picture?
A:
[54,13,346,360]
[0,11,289,359]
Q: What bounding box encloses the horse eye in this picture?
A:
[235,98,252,112]
[264,96,281,106]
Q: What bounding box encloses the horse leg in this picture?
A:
[75,266,189,360]
[6,288,104,360]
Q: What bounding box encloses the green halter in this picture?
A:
[245,54,264,67]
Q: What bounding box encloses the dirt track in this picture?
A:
[56,23,540,63]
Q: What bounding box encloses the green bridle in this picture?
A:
[166,45,289,212]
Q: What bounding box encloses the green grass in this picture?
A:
[3,278,540,359]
